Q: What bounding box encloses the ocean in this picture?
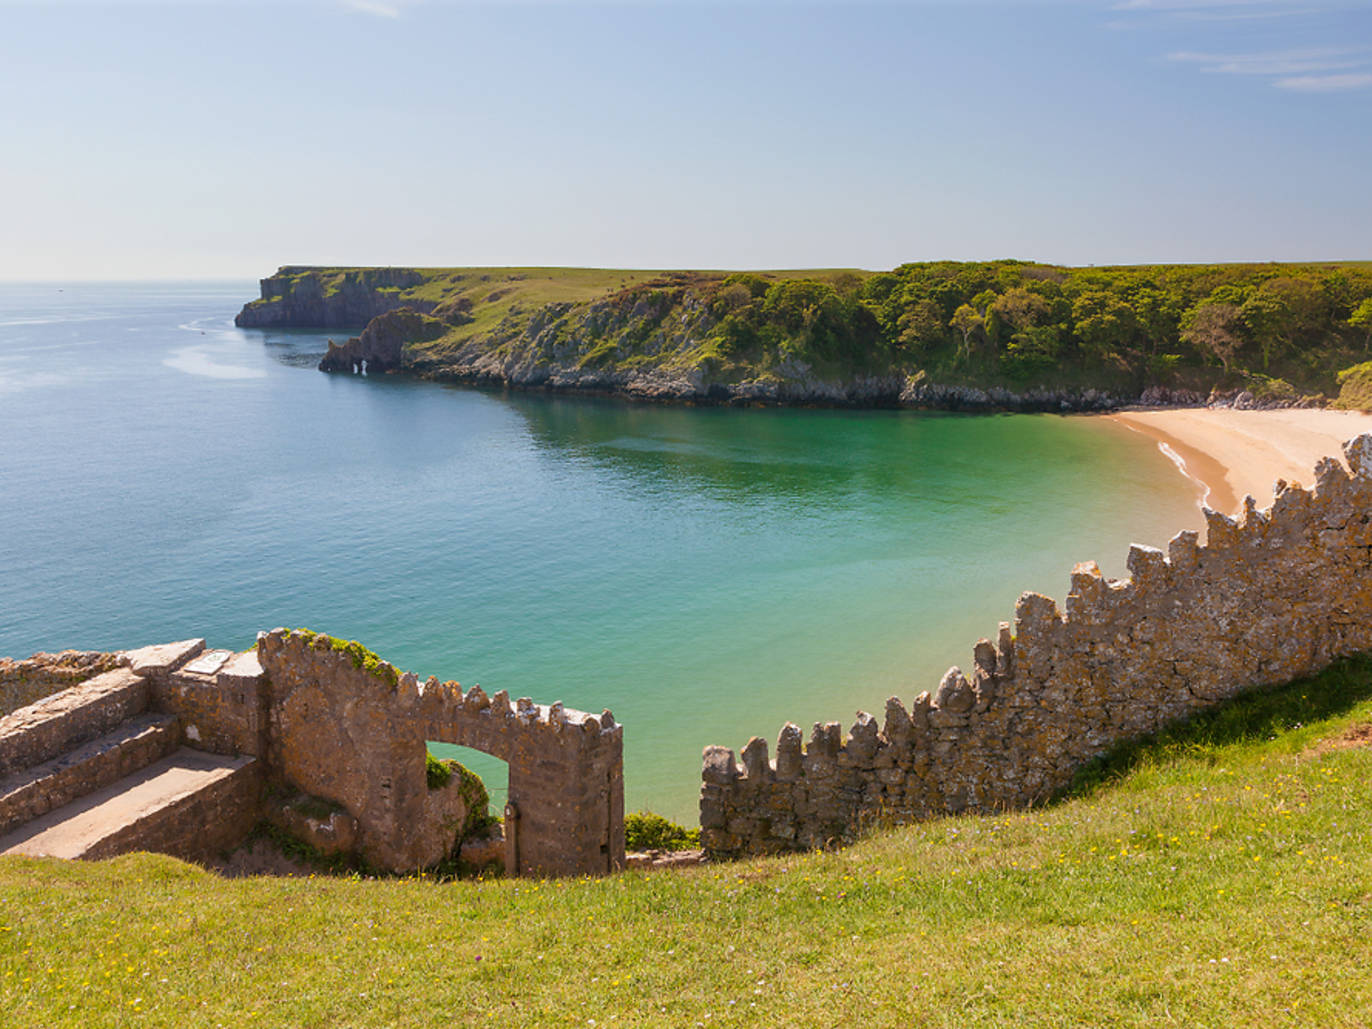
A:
[0,281,1201,820]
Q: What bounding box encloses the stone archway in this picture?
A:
[257,630,624,876]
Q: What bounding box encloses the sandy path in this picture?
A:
[1107,408,1372,517]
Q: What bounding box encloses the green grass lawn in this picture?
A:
[5,657,1372,1027]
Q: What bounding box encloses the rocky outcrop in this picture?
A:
[318,308,447,375]
[235,267,431,329]
[702,432,1372,859]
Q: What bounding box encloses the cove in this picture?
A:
[0,282,1200,821]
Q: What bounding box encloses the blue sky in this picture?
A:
[1,0,1368,278]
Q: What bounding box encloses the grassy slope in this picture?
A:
[4,657,1372,1027]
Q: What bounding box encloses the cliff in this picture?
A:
[235,267,434,329]
[236,262,1372,410]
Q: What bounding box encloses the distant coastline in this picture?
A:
[236,262,1372,413]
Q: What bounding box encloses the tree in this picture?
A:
[1349,297,1372,351]
[1130,288,1182,355]
[895,298,946,354]
[949,304,984,366]
[1181,301,1244,374]
[985,288,1050,353]
[1072,291,1139,362]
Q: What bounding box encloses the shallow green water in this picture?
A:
[0,282,1201,821]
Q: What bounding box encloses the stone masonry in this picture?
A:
[1,631,624,876]
[701,432,1372,860]
[257,630,626,875]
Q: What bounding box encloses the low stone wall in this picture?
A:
[0,651,122,717]
[81,756,263,862]
[701,433,1372,859]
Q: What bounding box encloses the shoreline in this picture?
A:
[1106,408,1372,519]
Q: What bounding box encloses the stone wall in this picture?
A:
[0,651,122,717]
[257,630,625,876]
[2,631,623,877]
[701,433,1372,859]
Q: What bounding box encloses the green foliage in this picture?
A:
[288,631,400,688]
[425,752,453,790]
[623,811,701,851]
[1334,360,1372,410]
[1243,374,1298,403]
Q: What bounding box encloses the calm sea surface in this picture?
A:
[0,282,1202,821]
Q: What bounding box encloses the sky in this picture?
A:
[1,0,1369,278]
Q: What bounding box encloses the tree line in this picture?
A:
[696,260,1372,395]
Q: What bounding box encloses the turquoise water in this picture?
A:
[0,282,1201,821]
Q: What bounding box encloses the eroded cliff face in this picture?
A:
[235,267,433,329]
[318,308,448,374]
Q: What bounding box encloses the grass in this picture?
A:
[4,656,1372,1026]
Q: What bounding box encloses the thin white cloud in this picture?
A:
[343,0,402,16]
[1168,46,1367,75]
[1276,71,1372,89]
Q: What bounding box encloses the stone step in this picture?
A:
[0,747,261,862]
[0,713,180,837]
[0,668,149,777]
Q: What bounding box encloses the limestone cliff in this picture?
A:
[235,267,434,329]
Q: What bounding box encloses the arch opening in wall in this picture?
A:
[426,741,508,873]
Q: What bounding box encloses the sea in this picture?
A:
[0,281,1202,821]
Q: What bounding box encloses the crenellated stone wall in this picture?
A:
[700,433,1372,860]
[2,631,624,877]
[257,630,625,876]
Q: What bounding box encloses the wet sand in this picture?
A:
[1108,408,1372,517]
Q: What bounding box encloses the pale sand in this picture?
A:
[1107,408,1372,518]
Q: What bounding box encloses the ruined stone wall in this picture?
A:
[417,676,625,876]
[701,434,1372,860]
[0,651,122,717]
[258,630,625,876]
[139,645,269,759]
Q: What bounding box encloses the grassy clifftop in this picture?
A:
[238,261,1372,408]
[4,654,1372,1026]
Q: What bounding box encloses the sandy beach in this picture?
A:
[1108,407,1372,518]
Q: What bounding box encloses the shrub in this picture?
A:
[624,811,700,851]
[1335,361,1372,410]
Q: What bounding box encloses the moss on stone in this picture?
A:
[425,752,453,790]
[284,629,400,688]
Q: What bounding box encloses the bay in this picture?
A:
[0,281,1200,821]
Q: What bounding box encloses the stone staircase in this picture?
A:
[0,641,262,862]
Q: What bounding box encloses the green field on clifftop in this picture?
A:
[4,655,1372,1027]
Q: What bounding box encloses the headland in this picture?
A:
[235,262,1372,412]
